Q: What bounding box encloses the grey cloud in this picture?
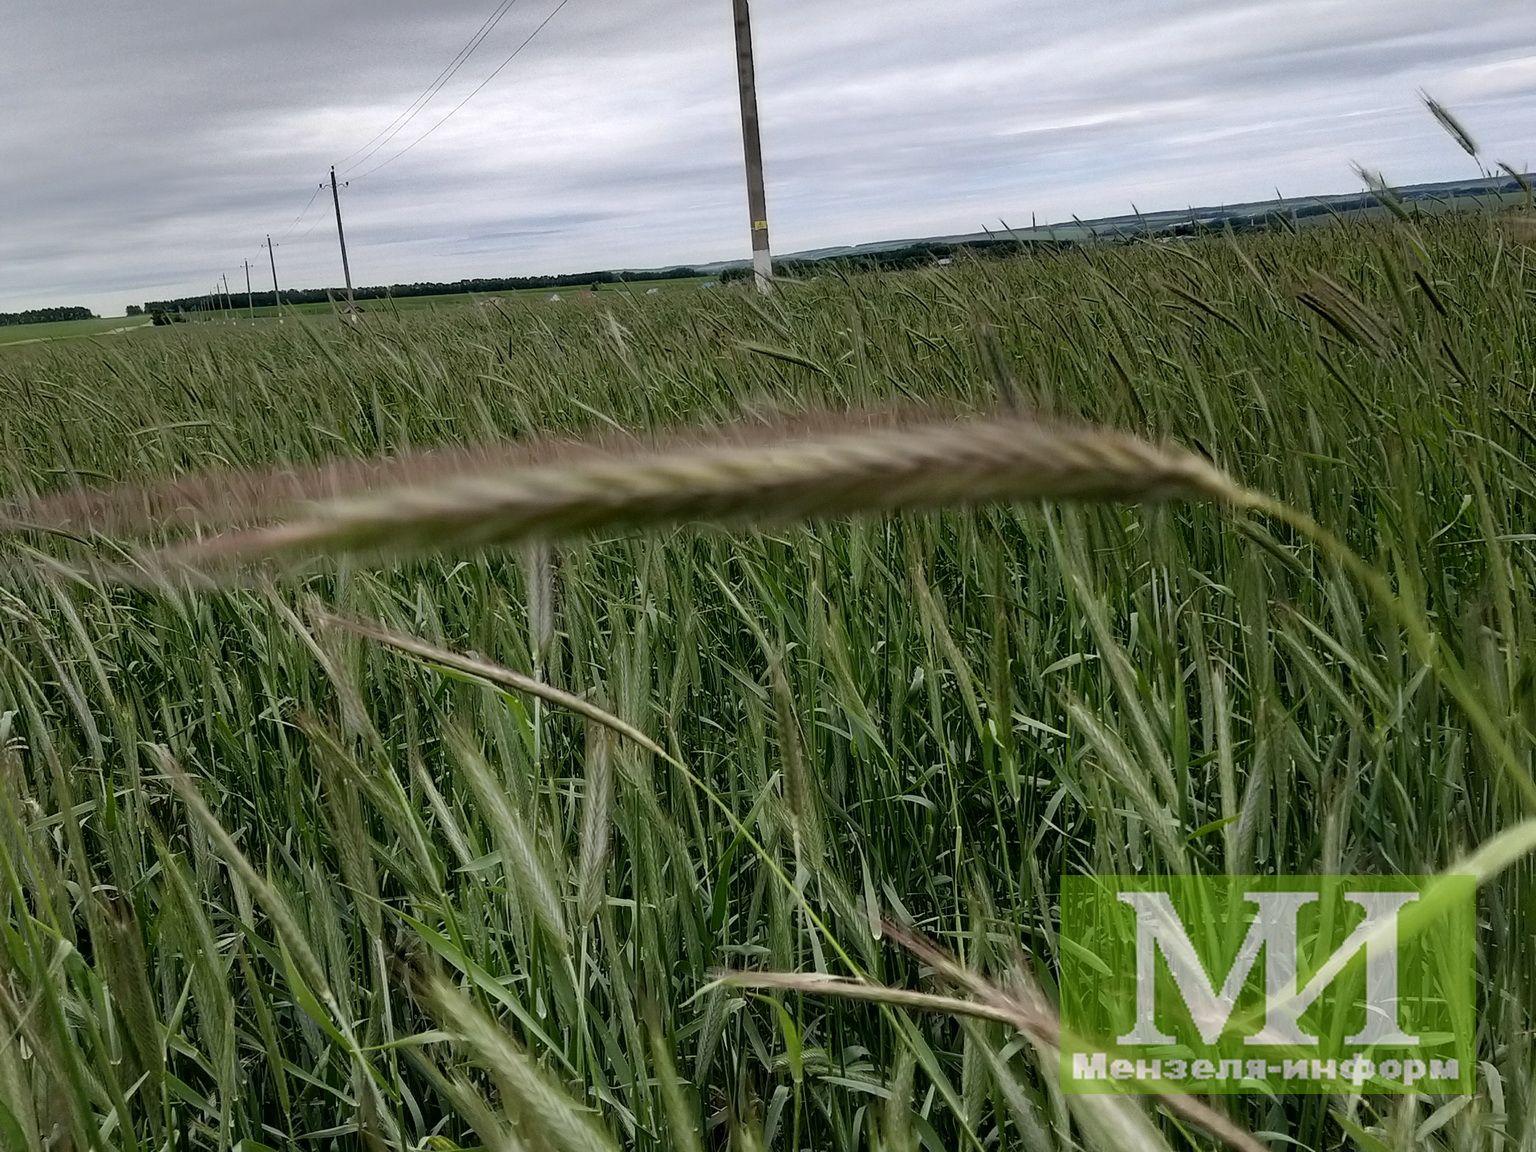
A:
[1,0,1533,314]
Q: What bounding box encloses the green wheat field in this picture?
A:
[1,205,1534,1151]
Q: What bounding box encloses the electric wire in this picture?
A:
[238,0,575,306]
[259,1,525,266]
[299,209,330,239]
[333,0,517,170]
[337,0,525,175]
[277,183,326,240]
[351,0,574,182]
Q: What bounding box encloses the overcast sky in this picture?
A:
[2,0,1533,315]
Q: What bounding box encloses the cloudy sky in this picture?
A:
[2,0,1533,315]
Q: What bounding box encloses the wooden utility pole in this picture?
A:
[732,0,773,293]
[244,260,255,321]
[263,235,283,322]
[330,166,357,322]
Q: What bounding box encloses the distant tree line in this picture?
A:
[142,266,704,314]
[0,305,96,327]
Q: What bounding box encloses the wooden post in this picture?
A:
[264,235,283,323]
[732,0,773,293]
[330,167,358,321]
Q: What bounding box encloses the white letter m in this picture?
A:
[1115,890,1419,1047]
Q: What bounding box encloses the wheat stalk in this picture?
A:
[1421,91,1479,160]
[724,919,1267,1152]
[132,412,1234,576]
[5,440,528,536]
[12,404,1530,811]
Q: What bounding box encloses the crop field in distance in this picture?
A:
[0,278,716,345]
[226,277,716,322]
[0,315,155,347]
[1,207,1534,1151]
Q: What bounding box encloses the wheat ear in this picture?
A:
[145,413,1234,575]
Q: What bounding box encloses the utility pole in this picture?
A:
[263,235,283,323]
[330,167,357,322]
[244,260,255,321]
[732,0,773,294]
[221,273,232,323]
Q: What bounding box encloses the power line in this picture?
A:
[334,0,518,170]
[352,0,574,182]
[337,0,525,176]
[278,182,327,240]
[258,3,524,277]
[241,0,572,301]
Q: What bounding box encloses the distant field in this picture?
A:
[0,278,714,345]
[0,315,152,346]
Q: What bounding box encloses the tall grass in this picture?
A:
[0,209,1533,1150]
